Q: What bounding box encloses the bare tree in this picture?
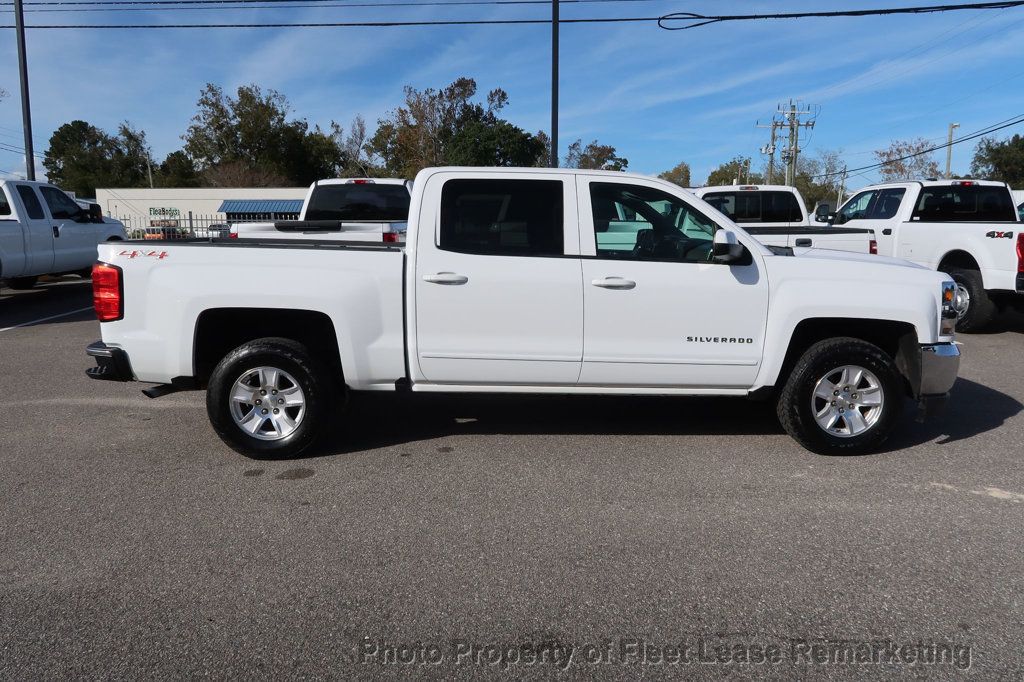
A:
[873,138,940,181]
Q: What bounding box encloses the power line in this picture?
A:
[0,14,660,25]
[7,0,664,6]
[813,114,1024,180]
[659,1,1024,30]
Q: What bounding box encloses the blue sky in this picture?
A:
[2,0,1024,187]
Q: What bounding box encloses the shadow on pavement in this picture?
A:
[0,277,94,329]
[273,377,1019,460]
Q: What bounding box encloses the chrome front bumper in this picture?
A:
[916,342,960,418]
[920,343,960,396]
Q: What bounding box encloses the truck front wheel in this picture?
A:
[948,268,995,333]
[206,338,336,458]
[777,338,904,456]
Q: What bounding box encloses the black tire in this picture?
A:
[777,337,904,456]
[949,268,996,333]
[7,276,38,290]
[206,337,337,458]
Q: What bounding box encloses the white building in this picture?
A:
[95,187,308,230]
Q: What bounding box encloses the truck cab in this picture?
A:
[1,179,126,288]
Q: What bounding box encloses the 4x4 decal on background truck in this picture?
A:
[984,231,1014,239]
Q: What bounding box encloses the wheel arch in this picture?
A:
[937,249,980,274]
[193,308,343,389]
[770,317,919,398]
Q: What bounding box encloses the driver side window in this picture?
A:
[836,190,878,224]
[40,186,82,220]
[591,182,717,263]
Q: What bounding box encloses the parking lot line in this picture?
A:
[0,306,94,333]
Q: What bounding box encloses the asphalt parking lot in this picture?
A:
[1,277,1022,678]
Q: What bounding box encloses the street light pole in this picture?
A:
[945,122,960,178]
[550,0,559,168]
[13,0,36,180]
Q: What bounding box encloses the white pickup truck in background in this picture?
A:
[694,184,877,254]
[230,178,411,242]
[87,167,960,459]
[1,179,127,289]
[815,179,1022,331]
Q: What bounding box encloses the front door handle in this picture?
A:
[422,272,468,285]
[882,228,892,235]
[52,225,61,239]
[591,277,636,290]
[794,238,812,247]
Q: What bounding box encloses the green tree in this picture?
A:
[705,157,764,186]
[658,161,691,187]
[873,138,940,182]
[970,134,1024,186]
[183,83,345,186]
[156,150,200,187]
[43,120,153,196]
[564,139,628,171]
[446,119,545,168]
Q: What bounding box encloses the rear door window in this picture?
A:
[15,185,45,220]
[439,179,564,256]
[911,185,1017,222]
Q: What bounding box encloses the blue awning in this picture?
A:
[218,199,303,214]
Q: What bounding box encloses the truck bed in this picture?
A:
[97,238,407,389]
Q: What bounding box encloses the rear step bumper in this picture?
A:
[85,340,134,382]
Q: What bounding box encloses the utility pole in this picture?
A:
[945,122,960,178]
[757,118,784,184]
[837,165,847,209]
[14,0,36,180]
[550,0,559,168]
[776,100,815,187]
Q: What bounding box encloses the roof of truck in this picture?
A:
[694,185,799,194]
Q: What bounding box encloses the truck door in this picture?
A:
[39,185,97,272]
[0,186,29,276]
[412,173,583,386]
[12,184,54,275]
[835,188,904,255]
[577,177,768,388]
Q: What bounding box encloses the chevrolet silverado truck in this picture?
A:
[86,167,960,457]
[230,178,411,243]
[1,179,126,289]
[694,184,876,254]
[815,179,1022,331]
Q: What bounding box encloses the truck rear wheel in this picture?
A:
[777,337,903,456]
[6,276,38,290]
[206,337,336,458]
[949,268,996,333]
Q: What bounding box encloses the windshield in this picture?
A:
[702,191,802,223]
[304,184,410,221]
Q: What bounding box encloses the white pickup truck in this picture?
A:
[230,178,411,243]
[1,179,126,289]
[694,184,877,254]
[814,180,1022,331]
[86,167,960,457]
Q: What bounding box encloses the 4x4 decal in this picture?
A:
[984,231,1014,239]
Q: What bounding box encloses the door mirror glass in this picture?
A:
[814,204,833,223]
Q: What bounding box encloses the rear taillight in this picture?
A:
[869,239,878,255]
[383,232,399,243]
[228,231,238,239]
[1017,233,1024,273]
[92,262,123,322]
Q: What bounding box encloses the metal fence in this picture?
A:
[114,213,231,240]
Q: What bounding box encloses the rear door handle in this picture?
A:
[882,228,892,235]
[591,277,636,290]
[794,238,812,247]
[422,272,468,285]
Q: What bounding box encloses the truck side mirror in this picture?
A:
[814,204,834,223]
[712,229,746,264]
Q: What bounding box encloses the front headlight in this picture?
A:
[940,281,957,336]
